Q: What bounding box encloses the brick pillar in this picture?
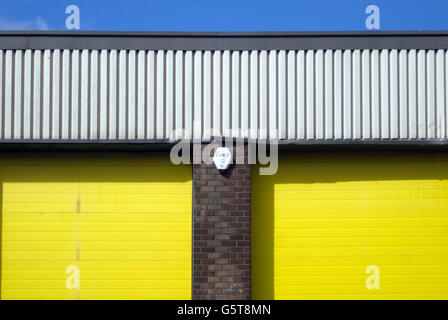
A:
[192,144,251,300]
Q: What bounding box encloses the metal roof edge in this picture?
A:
[1,30,448,50]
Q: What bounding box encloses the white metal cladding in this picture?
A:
[0,49,447,141]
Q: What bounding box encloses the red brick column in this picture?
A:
[192,144,251,300]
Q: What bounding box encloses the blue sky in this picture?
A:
[0,0,446,31]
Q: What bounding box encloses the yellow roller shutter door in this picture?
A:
[252,152,448,299]
[0,153,192,300]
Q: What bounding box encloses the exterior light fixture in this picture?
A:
[213,147,232,174]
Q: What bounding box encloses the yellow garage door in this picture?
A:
[252,152,448,299]
[0,152,191,300]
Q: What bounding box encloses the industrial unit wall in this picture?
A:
[1,47,448,141]
[0,152,192,299]
[1,32,448,301]
[252,152,448,299]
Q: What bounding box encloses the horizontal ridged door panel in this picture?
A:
[0,153,192,300]
[252,152,448,299]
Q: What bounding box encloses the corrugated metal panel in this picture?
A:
[1,49,447,141]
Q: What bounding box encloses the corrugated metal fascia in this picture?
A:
[1,48,448,143]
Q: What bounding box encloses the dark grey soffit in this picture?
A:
[1,139,448,148]
[2,31,448,50]
[1,142,448,153]
[1,138,448,144]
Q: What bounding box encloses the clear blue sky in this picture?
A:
[0,0,446,31]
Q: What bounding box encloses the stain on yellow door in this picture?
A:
[0,152,192,300]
